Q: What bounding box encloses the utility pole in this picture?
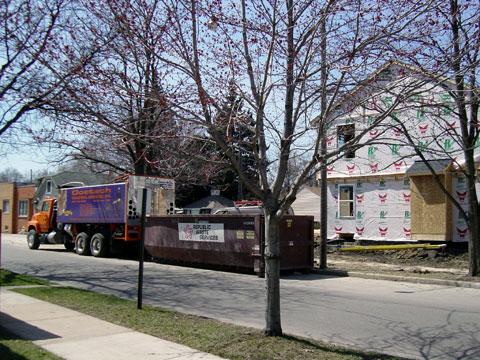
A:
[137,188,147,309]
[319,12,328,269]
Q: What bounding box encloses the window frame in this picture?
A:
[41,201,50,212]
[336,124,356,159]
[18,200,29,218]
[2,199,10,214]
[46,180,52,195]
[338,184,355,219]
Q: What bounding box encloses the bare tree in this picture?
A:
[0,167,25,182]
[156,0,431,335]
[38,0,213,184]
[0,0,103,147]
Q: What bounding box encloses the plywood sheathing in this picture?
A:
[410,173,452,241]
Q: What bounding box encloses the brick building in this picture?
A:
[0,182,36,233]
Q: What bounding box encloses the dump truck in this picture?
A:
[26,175,175,257]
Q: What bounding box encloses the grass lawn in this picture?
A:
[0,327,62,360]
[2,269,403,360]
[0,269,50,287]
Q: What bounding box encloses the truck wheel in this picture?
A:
[27,229,40,250]
[75,232,91,256]
[90,233,109,257]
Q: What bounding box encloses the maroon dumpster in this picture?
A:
[145,215,314,275]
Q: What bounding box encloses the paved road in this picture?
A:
[1,234,479,360]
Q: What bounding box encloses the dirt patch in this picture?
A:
[327,246,469,270]
[313,242,476,282]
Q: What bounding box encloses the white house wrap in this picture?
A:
[327,177,411,241]
[322,63,480,243]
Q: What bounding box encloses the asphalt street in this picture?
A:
[1,234,479,360]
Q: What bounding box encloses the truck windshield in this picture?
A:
[41,202,50,212]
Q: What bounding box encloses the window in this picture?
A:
[18,200,29,217]
[338,185,354,218]
[378,69,393,81]
[41,201,50,212]
[46,180,52,194]
[337,124,355,158]
[2,200,10,214]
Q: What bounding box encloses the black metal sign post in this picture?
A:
[137,188,147,310]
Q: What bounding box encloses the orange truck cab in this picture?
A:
[27,198,73,250]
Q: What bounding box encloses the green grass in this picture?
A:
[12,284,403,360]
[0,269,50,287]
[0,326,62,360]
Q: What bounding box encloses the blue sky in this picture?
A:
[0,110,64,176]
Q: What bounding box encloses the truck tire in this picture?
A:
[90,233,109,257]
[27,229,40,250]
[75,232,91,256]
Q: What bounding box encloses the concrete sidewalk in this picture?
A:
[0,287,225,360]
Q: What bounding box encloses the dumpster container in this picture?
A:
[144,215,314,275]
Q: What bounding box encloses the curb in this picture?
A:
[313,269,480,289]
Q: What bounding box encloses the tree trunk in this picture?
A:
[466,173,480,276]
[449,0,480,277]
[263,212,282,336]
[134,161,145,176]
